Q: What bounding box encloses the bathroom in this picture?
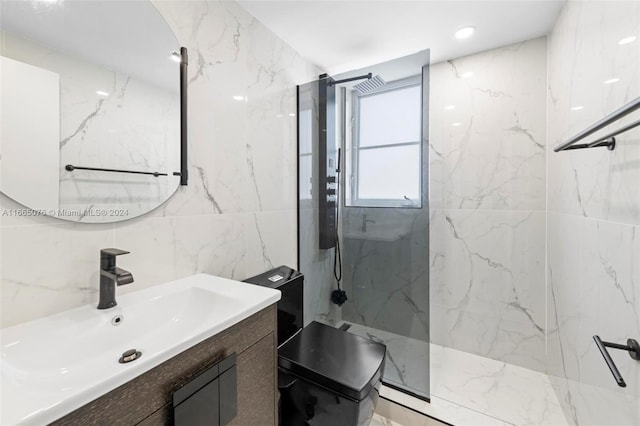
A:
[0,0,638,425]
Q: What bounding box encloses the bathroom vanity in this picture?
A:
[0,274,280,425]
[54,305,277,425]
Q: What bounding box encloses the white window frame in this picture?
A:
[348,75,422,208]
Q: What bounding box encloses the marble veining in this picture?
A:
[346,323,568,426]
[429,37,548,374]
[0,0,317,328]
[546,1,640,424]
[430,37,547,212]
[431,208,547,372]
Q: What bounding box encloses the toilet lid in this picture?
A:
[278,321,386,401]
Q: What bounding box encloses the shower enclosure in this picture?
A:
[297,50,431,400]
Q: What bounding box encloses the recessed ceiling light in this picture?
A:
[455,26,475,40]
[444,105,456,110]
[603,78,620,85]
[232,95,245,101]
[618,36,637,45]
[289,113,296,117]
[452,122,461,127]
[461,71,474,79]
[570,106,584,111]
[170,52,181,63]
[96,90,109,97]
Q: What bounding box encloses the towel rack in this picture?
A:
[554,97,640,152]
[593,335,640,387]
[65,164,181,178]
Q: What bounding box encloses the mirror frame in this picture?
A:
[180,47,188,186]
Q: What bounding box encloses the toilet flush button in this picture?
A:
[268,274,284,282]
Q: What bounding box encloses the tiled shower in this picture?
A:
[298,1,639,424]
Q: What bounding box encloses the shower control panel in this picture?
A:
[319,74,337,249]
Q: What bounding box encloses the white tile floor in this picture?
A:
[344,323,569,426]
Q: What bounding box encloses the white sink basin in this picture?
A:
[0,273,280,425]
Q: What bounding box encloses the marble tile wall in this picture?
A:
[429,37,548,373]
[0,0,318,328]
[545,1,640,425]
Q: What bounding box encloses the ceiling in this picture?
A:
[238,0,565,74]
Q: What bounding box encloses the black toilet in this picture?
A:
[244,266,386,426]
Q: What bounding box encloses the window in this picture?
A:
[347,77,422,207]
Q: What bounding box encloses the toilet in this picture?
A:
[244,266,386,426]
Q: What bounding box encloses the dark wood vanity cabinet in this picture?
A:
[51,305,278,426]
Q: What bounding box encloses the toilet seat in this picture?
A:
[278,321,386,401]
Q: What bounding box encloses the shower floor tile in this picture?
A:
[344,323,568,426]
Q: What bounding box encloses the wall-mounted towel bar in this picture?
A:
[593,335,640,387]
[65,164,180,178]
[554,97,640,152]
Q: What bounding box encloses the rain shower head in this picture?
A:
[353,75,386,94]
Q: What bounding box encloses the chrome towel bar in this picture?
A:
[554,97,640,152]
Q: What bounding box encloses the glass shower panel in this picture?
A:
[297,51,430,401]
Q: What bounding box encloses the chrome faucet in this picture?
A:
[98,248,134,309]
[361,214,376,232]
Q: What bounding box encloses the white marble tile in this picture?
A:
[546,213,583,382]
[548,374,640,426]
[430,345,568,426]
[152,1,250,218]
[244,14,316,213]
[244,209,297,278]
[0,0,311,328]
[112,213,247,296]
[245,90,298,213]
[347,323,566,426]
[430,37,547,211]
[546,1,640,423]
[380,385,512,426]
[547,0,640,226]
[547,213,640,425]
[430,208,547,372]
[0,222,114,327]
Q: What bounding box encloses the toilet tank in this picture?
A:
[243,266,303,347]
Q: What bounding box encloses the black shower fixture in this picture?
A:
[328,72,373,86]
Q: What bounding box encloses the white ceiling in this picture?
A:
[238,0,565,74]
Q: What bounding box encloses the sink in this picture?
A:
[0,273,280,425]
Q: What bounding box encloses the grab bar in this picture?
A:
[554,97,640,152]
[65,164,180,178]
[593,335,640,387]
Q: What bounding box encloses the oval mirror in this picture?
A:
[0,0,187,223]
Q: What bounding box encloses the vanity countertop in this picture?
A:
[0,273,280,425]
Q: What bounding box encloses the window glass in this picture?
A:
[359,85,421,147]
[358,145,420,200]
[348,80,422,207]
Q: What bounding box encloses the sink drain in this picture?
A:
[119,349,142,364]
